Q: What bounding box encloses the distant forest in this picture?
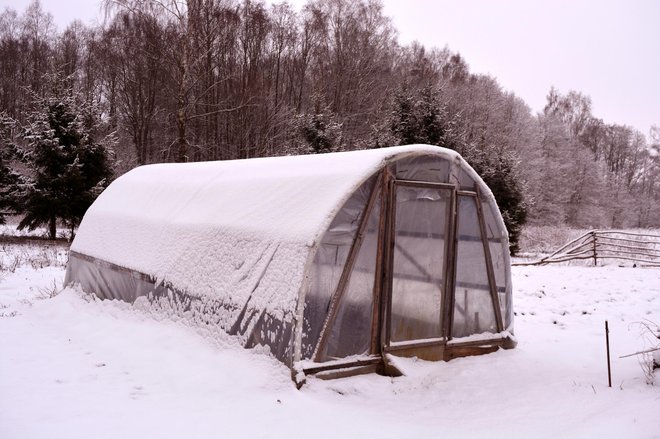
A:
[1,0,659,243]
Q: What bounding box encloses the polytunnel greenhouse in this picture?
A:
[66,144,515,383]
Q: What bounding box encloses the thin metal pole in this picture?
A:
[605,320,612,388]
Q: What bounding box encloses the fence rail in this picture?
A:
[513,230,660,267]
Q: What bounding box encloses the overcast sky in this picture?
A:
[4,0,659,137]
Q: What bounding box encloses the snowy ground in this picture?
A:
[1,243,659,438]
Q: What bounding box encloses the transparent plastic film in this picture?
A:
[301,176,376,359]
[452,195,498,338]
[390,185,450,342]
[480,200,512,329]
[321,190,381,360]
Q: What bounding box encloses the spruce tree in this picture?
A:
[388,84,463,150]
[463,147,527,254]
[293,94,343,154]
[15,86,113,240]
[0,114,22,225]
[0,157,20,225]
[390,85,419,145]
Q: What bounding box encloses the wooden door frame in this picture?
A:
[380,177,457,356]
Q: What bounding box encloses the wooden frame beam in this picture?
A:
[474,187,504,332]
[442,186,458,340]
[384,179,455,349]
[383,174,397,350]
[370,168,391,354]
[302,356,383,376]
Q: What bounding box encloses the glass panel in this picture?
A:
[394,155,450,183]
[452,195,498,338]
[390,185,449,342]
[301,176,376,359]
[482,200,512,329]
[322,190,381,360]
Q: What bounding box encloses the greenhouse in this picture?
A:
[65,144,515,383]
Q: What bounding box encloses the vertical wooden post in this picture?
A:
[383,178,397,347]
[605,320,612,388]
[592,231,598,266]
[443,188,458,340]
[370,169,390,355]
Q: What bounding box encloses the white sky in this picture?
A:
[3,0,660,136]
[380,0,660,137]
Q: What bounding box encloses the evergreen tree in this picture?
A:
[293,94,343,154]
[0,113,22,224]
[14,85,113,239]
[0,157,21,225]
[388,84,464,150]
[463,146,527,254]
[416,85,451,146]
[389,85,419,145]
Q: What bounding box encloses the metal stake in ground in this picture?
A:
[605,320,612,387]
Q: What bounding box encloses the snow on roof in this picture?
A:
[71,144,463,315]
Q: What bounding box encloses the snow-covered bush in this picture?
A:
[636,321,660,385]
[0,242,69,273]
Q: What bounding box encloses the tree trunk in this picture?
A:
[49,215,56,240]
[176,40,189,163]
[177,104,187,162]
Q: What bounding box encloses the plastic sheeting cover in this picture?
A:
[452,195,498,337]
[482,200,513,329]
[70,145,453,325]
[65,252,295,364]
[301,177,376,359]
[321,187,381,360]
[395,155,450,183]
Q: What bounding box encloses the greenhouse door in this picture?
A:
[383,180,455,360]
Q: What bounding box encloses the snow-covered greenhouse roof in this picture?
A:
[67,144,515,383]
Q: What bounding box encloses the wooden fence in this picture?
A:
[513,230,660,267]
